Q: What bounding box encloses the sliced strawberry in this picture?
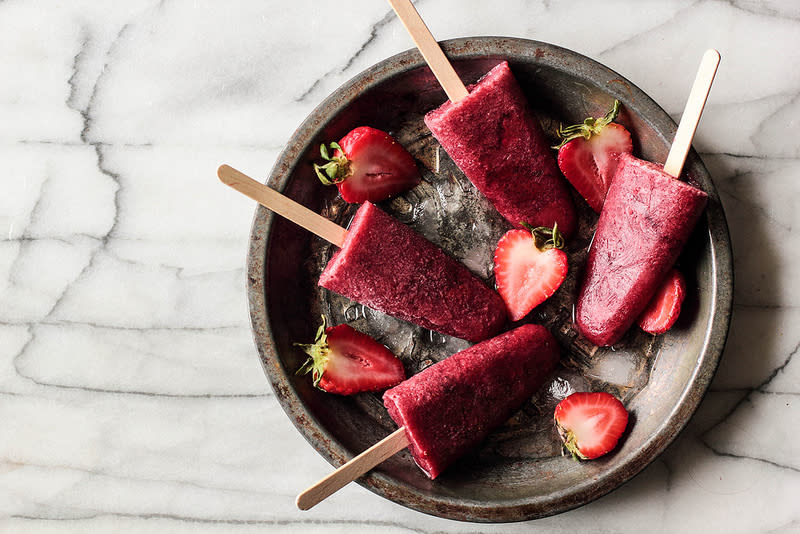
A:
[493,223,568,321]
[554,392,629,460]
[314,126,420,203]
[295,317,405,395]
[637,268,686,334]
[554,101,633,213]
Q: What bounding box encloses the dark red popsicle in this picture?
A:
[424,61,576,236]
[383,324,560,479]
[319,202,507,342]
[576,153,708,346]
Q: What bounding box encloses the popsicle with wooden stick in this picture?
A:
[218,165,506,342]
[296,323,560,510]
[388,0,577,236]
[575,50,721,347]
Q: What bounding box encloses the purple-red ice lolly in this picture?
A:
[383,324,560,479]
[425,61,577,236]
[575,153,708,346]
[319,202,507,343]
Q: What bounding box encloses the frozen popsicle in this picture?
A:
[319,201,506,342]
[385,0,576,235]
[383,323,560,479]
[296,324,560,509]
[575,154,707,346]
[575,50,719,347]
[424,61,577,236]
[217,166,506,343]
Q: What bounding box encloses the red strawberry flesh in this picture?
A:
[316,126,420,204]
[296,322,405,395]
[494,226,568,321]
[637,268,686,334]
[554,392,628,460]
[555,101,633,213]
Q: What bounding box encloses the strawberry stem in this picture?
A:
[521,222,565,251]
[314,142,351,185]
[555,422,588,461]
[552,100,621,149]
[294,316,331,388]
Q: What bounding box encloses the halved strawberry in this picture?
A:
[554,100,633,213]
[637,268,686,334]
[554,392,629,460]
[493,223,568,321]
[314,126,421,203]
[295,317,405,395]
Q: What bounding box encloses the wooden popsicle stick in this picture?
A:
[663,49,721,178]
[296,426,410,510]
[217,164,347,248]
[387,0,469,102]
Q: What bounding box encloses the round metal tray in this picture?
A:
[246,38,733,522]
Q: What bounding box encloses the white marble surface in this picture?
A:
[1,0,798,531]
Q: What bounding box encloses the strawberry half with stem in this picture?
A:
[493,223,568,321]
[554,100,633,213]
[554,392,629,460]
[637,268,686,334]
[314,126,420,204]
[295,317,405,395]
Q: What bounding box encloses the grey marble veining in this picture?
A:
[1,0,798,532]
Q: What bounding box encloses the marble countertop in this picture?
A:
[2,0,798,532]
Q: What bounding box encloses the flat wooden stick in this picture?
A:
[387,0,469,103]
[217,164,347,248]
[296,427,410,511]
[663,49,721,178]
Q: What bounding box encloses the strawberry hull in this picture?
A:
[319,202,507,342]
[424,61,576,237]
[383,324,560,479]
[576,153,708,346]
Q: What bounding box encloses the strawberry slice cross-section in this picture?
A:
[637,268,687,334]
[295,317,406,395]
[554,392,629,460]
[314,126,421,204]
[554,100,633,213]
[493,223,568,322]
